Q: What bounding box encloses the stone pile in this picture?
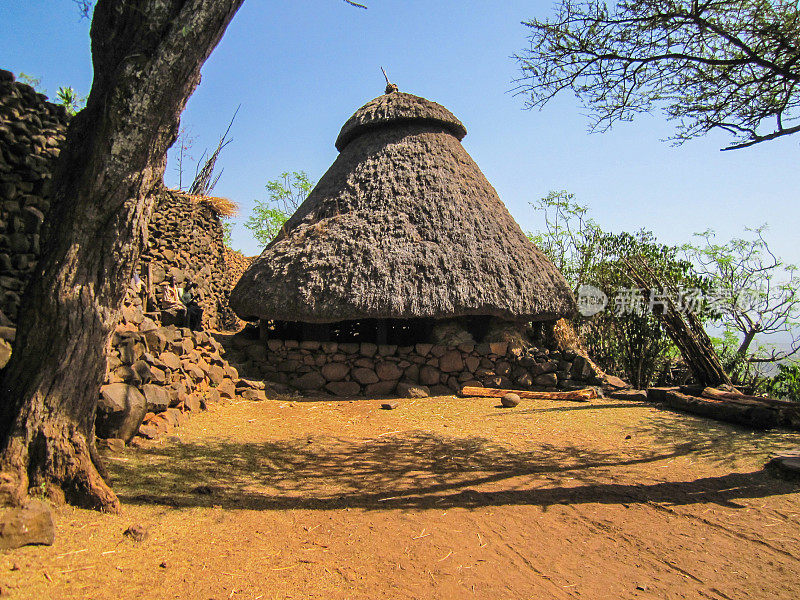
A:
[141,189,236,330]
[229,335,602,397]
[0,69,68,326]
[98,319,252,443]
[0,68,238,335]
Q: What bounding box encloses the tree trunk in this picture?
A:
[0,0,243,511]
[736,328,758,358]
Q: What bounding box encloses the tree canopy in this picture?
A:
[514,1,800,150]
[245,171,315,247]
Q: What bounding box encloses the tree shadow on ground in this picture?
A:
[107,430,798,512]
[629,411,800,466]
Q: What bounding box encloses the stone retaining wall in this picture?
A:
[0,69,68,325]
[96,297,276,445]
[0,69,236,332]
[235,337,600,397]
[142,189,235,330]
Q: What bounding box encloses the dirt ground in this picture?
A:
[2,394,800,600]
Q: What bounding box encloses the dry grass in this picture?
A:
[182,193,239,217]
[553,317,586,353]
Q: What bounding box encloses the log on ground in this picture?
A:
[459,386,597,402]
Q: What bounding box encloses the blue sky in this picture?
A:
[2,0,799,268]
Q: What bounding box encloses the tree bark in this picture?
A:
[736,328,758,358]
[459,387,598,401]
[0,0,243,511]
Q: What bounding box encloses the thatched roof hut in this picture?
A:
[230,88,575,330]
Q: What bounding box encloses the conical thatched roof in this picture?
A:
[230,90,576,323]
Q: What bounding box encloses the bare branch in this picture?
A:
[514,0,800,150]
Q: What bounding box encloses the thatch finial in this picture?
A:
[381,66,398,94]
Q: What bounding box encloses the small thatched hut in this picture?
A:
[231,87,575,347]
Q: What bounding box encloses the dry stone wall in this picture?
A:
[0,69,68,326]
[96,293,279,445]
[142,189,236,330]
[0,69,236,333]
[230,336,600,397]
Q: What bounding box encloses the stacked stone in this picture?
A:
[231,337,602,397]
[221,247,253,330]
[96,276,289,444]
[142,189,234,330]
[0,70,68,325]
[97,318,244,444]
[223,247,253,287]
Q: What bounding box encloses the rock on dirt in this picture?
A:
[396,382,430,398]
[0,500,55,550]
[123,524,149,542]
[766,448,800,480]
[501,393,521,408]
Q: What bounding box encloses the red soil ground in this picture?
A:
[2,394,799,599]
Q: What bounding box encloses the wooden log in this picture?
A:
[459,386,597,402]
[701,387,797,408]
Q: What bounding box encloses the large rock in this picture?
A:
[142,384,171,413]
[515,372,533,387]
[208,365,226,386]
[321,362,349,382]
[375,361,402,381]
[532,361,558,376]
[241,388,267,401]
[0,500,55,550]
[217,378,236,399]
[352,367,379,385]
[130,360,153,384]
[293,371,326,391]
[488,342,508,356]
[534,373,558,387]
[439,350,464,373]
[158,351,181,371]
[143,329,168,354]
[464,356,480,372]
[96,383,147,442]
[419,365,440,386]
[360,342,378,357]
[364,381,397,396]
[396,382,430,398]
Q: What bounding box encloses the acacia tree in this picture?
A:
[0,0,244,511]
[245,171,315,246]
[513,1,800,150]
[685,226,800,381]
[529,194,710,387]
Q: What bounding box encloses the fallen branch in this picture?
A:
[701,387,798,408]
[459,386,597,402]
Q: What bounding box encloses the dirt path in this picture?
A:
[2,395,799,599]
